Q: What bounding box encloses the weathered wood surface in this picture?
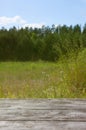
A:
[0,99,86,130]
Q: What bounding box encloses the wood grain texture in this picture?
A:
[0,121,86,130]
[0,99,86,130]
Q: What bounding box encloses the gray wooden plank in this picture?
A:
[0,121,86,130]
[0,99,86,130]
[0,109,86,121]
[0,99,86,110]
[0,99,86,121]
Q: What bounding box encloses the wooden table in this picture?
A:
[0,99,86,130]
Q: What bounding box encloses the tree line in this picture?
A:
[0,24,86,61]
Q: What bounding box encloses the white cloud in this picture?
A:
[0,16,27,26]
[23,23,44,29]
[0,16,45,29]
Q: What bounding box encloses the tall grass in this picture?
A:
[64,49,86,97]
[0,49,86,98]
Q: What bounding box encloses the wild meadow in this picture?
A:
[0,24,86,98]
[0,49,86,98]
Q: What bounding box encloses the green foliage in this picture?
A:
[0,24,86,61]
[60,48,86,97]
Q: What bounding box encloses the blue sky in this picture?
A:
[0,0,86,28]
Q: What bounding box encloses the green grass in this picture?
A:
[0,49,86,98]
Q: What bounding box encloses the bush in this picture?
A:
[66,49,86,96]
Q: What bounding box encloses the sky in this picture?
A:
[0,0,86,29]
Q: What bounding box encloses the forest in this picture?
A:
[0,24,86,98]
[0,24,86,61]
